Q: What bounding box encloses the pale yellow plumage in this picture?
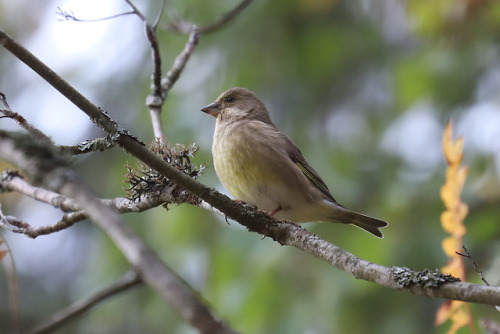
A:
[201,87,388,238]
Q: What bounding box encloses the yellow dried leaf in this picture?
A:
[442,122,465,165]
[457,166,469,188]
[435,301,451,325]
[448,304,469,334]
[437,121,471,332]
[440,211,455,233]
[442,257,462,279]
[441,237,457,257]
[440,183,459,209]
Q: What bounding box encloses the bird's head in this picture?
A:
[201,87,272,124]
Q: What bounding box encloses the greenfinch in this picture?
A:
[201,87,388,238]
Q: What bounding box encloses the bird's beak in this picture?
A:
[201,102,221,118]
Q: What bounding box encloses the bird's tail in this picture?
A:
[329,208,388,238]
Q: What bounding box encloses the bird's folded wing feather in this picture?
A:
[283,135,339,204]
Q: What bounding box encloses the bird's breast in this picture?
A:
[212,122,284,209]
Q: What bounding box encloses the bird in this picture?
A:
[201,87,388,238]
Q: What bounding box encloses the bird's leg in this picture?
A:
[268,204,282,217]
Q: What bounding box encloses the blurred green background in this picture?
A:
[1,0,500,333]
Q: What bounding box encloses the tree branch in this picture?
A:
[162,26,199,94]
[125,0,165,138]
[0,92,51,143]
[0,169,200,238]
[58,136,118,155]
[28,270,142,334]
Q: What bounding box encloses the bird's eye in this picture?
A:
[225,96,235,103]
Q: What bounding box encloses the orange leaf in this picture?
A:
[442,122,465,165]
[442,257,462,279]
[437,121,471,332]
[441,237,457,257]
[440,211,455,233]
[435,300,452,325]
[448,304,469,334]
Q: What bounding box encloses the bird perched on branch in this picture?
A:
[201,87,388,238]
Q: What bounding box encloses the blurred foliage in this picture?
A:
[1,0,500,333]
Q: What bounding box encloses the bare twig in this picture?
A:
[168,0,254,34]
[0,92,51,143]
[56,6,135,22]
[1,210,86,238]
[153,0,167,29]
[1,171,80,211]
[125,0,165,138]
[162,26,200,94]
[0,93,115,156]
[28,270,142,334]
[457,245,491,286]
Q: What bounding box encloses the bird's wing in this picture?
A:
[283,135,339,204]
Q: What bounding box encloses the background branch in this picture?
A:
[162,26,199,94]
[0,169,200,238]
[168,0,255,34]
[28,270,142,334]
[0,92,51,143]
[125,0,165,138]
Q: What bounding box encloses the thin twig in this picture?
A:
[5,211,86,238]
[28,270,142,334]
[153,0,167,29]
[124,0,162,96]
[55,6,136,22]
[0,92,51,143]
[456,245,491,286]
[168,0,254,34]
[0,93,113,156]
[125,0,164,138]
[162,26,200,94]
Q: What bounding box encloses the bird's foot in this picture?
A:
[268,205,282,217]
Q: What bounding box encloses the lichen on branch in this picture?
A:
[124,137,205,205]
